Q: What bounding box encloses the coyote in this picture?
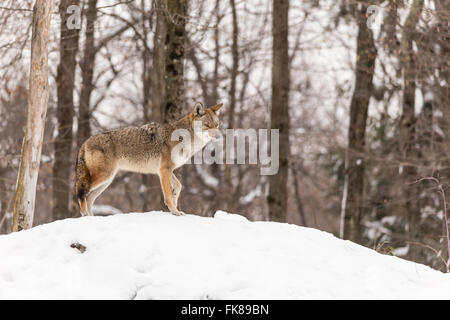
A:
[75,102,223,216]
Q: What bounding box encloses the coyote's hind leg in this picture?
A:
[85,173,116,216]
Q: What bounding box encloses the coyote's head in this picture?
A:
[190,102,223,141]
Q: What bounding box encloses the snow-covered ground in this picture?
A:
[1,211,450,299]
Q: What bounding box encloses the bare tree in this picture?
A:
[0,167,9,233]
[53,0,81,220]
[399,0,424,261]
[163,0,187,123]
[224,0,238,212]
[340,1,377,242]
[12,0,54,231]
[267,0,289,222]
[77,0,98,148]
[151,0,167,123]
[142,0,166,212]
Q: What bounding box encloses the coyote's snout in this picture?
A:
[75,102,223,216]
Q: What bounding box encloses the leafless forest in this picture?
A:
[0,0,449,271]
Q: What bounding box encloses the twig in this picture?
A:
[410,177,450,272]
[407,241,449,272]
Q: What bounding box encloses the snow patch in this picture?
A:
[394,246,409,257]
[239,183,263,205]
[214,210,248,222]
[92,205,122,216]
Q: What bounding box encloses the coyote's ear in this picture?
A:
[210,103,223,114]
[193,102,205,117]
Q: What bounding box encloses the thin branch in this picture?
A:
[409,177,450,272]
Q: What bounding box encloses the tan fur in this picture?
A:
[75,102,223,216]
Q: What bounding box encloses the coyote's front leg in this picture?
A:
[160,167,185,216]
[171,173,182,208]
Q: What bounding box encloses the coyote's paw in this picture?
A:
[171,209,186,216]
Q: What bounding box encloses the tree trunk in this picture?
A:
[142,0,166,212]
[163,0,187,123]
[77,0,98,148]
[162,0,187,211]
[0,168,8,234]
[211,0,223,212]
[141,0,153,212]
[292,164,307,226]
[382,0,399,54]
[12,0,53,231]
[399,0,424,262]
[267,0,289,222]
[437,0,450,194]
[340,3,377,242]
[212,0,221,104]
[224,0,238,212]
[53,0,81,221]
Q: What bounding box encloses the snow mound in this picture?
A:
[0,211,450,299]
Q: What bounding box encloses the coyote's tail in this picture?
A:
[75,145,90,216]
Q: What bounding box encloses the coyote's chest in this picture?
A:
[171,135,211,168]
